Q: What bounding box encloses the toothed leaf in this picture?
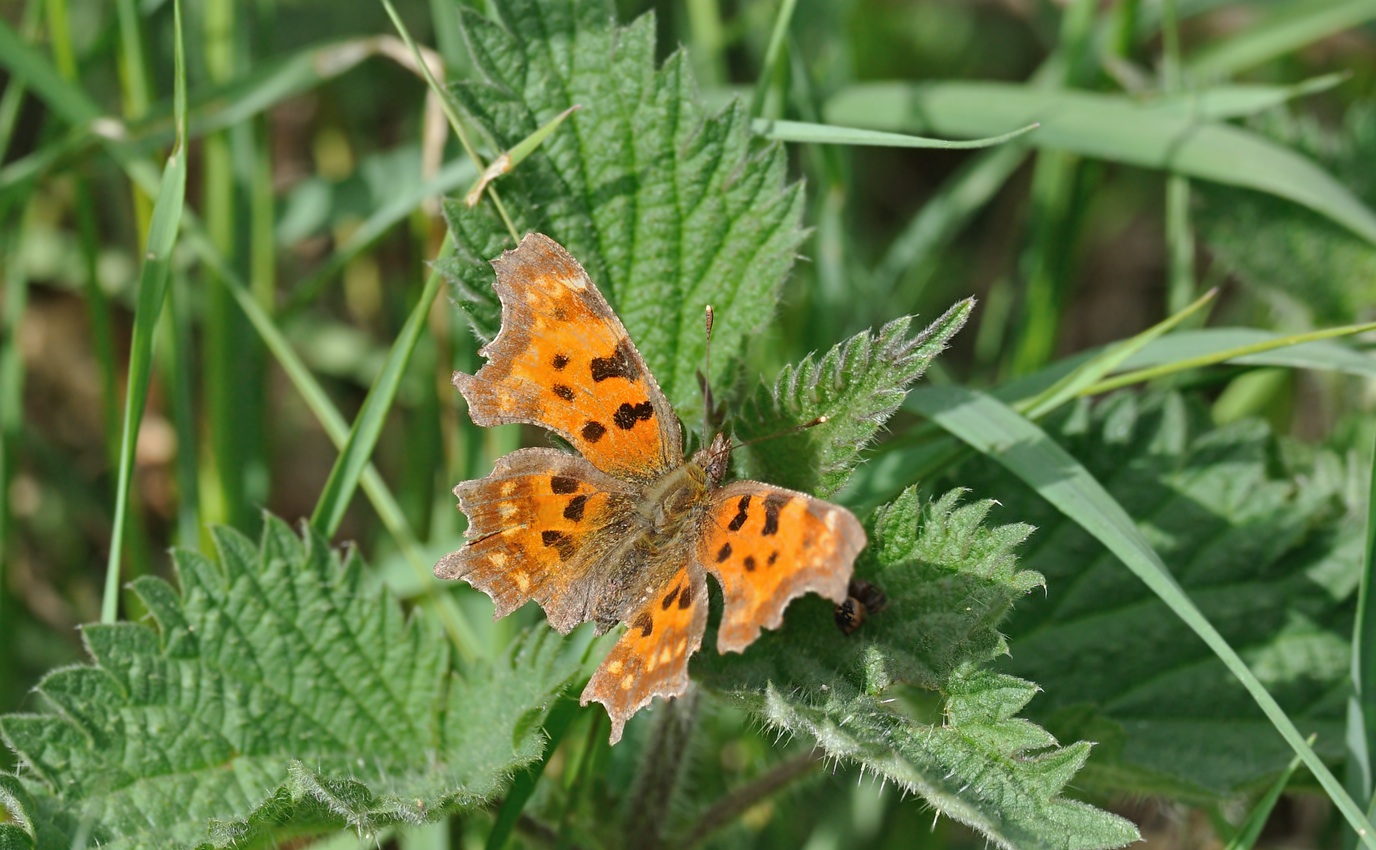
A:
[441,0,807,420]
[952,392,1362,797]
[735,300,973,496]
[0,517,579,850]
[697,489,1137,850]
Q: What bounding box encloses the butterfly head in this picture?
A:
[689,431,733,489]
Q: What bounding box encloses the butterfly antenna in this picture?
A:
[697,305,719,435]
[732,415,828,451]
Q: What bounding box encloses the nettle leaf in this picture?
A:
[1197,103,1376,325]
[441,0,806,420]
[735,300,972,497]
[0,517,579,850]
[952,392,1362,797]
[696,490,1139,850]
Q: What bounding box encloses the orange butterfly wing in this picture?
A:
[436,447,638,633]
[699,481,865,652]
[454,233,682,481]
[580,565,708,744]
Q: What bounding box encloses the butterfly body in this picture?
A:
[438,234,866,743]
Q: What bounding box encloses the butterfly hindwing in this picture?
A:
[454,233,683,481]
[580,565,709,744]
[437,447,638,633]
[699,481,865,652]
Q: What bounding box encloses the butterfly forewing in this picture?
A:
[699,481,864,652]
[454,233,683,481]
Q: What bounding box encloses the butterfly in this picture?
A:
[436,233,866,744]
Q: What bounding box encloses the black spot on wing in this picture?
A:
[552,383,575,401]
[563,494,588,522]
[661,584,681,609]
[762,493,788,537]
[715,542,732,563]
[613,401,654,430]
[552,353,569,370]
[541,530,576,560]
[550,476,579,495]
[582,421,607,443]
[590,338,640,383]
[633,611,654,637]
[678,582,694,609]
[743,555,757,571]
[728,495,751,532]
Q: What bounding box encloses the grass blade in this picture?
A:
[1347,430,1376,831]
[101,0,187,623]
[753,117,1040,149]
[1223,739,1310,849]
[311,242,451,537]
[825,81,1376,243]
[1186,0,1376,78]
[1019,288,1216,418]
[907,385,1376,848]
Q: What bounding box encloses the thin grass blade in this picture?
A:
[1020,288,1216,418]
[907,385,1376,848]
[102,0,187,623]
[825,81,1376,243]
[753,117,1040,149]
[1186,0,1376,78]
[1224,740,1310,850]
[1347,431,1376,833]
[311,241,452,537]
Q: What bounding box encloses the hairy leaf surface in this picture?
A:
[951,393,1362,797]
[697,490,1139,850]
[441,0,806,421]
[0,518,579,849]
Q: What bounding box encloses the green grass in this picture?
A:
[1,0,1374,848]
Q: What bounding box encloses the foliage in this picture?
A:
[700,490,1139,849]
[950,392,1364,798]
[0,519,579,849]
[440,0,806,422]
[2,0,1375,847]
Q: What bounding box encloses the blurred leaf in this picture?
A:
[1185,0,1376,78]
[824,82,1376,244]
[0,518,579,849]
[1196,103,1376,325]
[949,393,1362,797]
[440,0,806,421]
[698,489,1137,850]
[737,300,972,497]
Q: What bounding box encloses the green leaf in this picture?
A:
[1184,0,1376,78]
[949,393,1361,797]
[440,0,807,420]
[736,300,973,497]
[824,81,1376,244]
[907,385,1376,845]
[698,489,1137,850]
[0,517,579,849]
[1196,104,1376,325]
